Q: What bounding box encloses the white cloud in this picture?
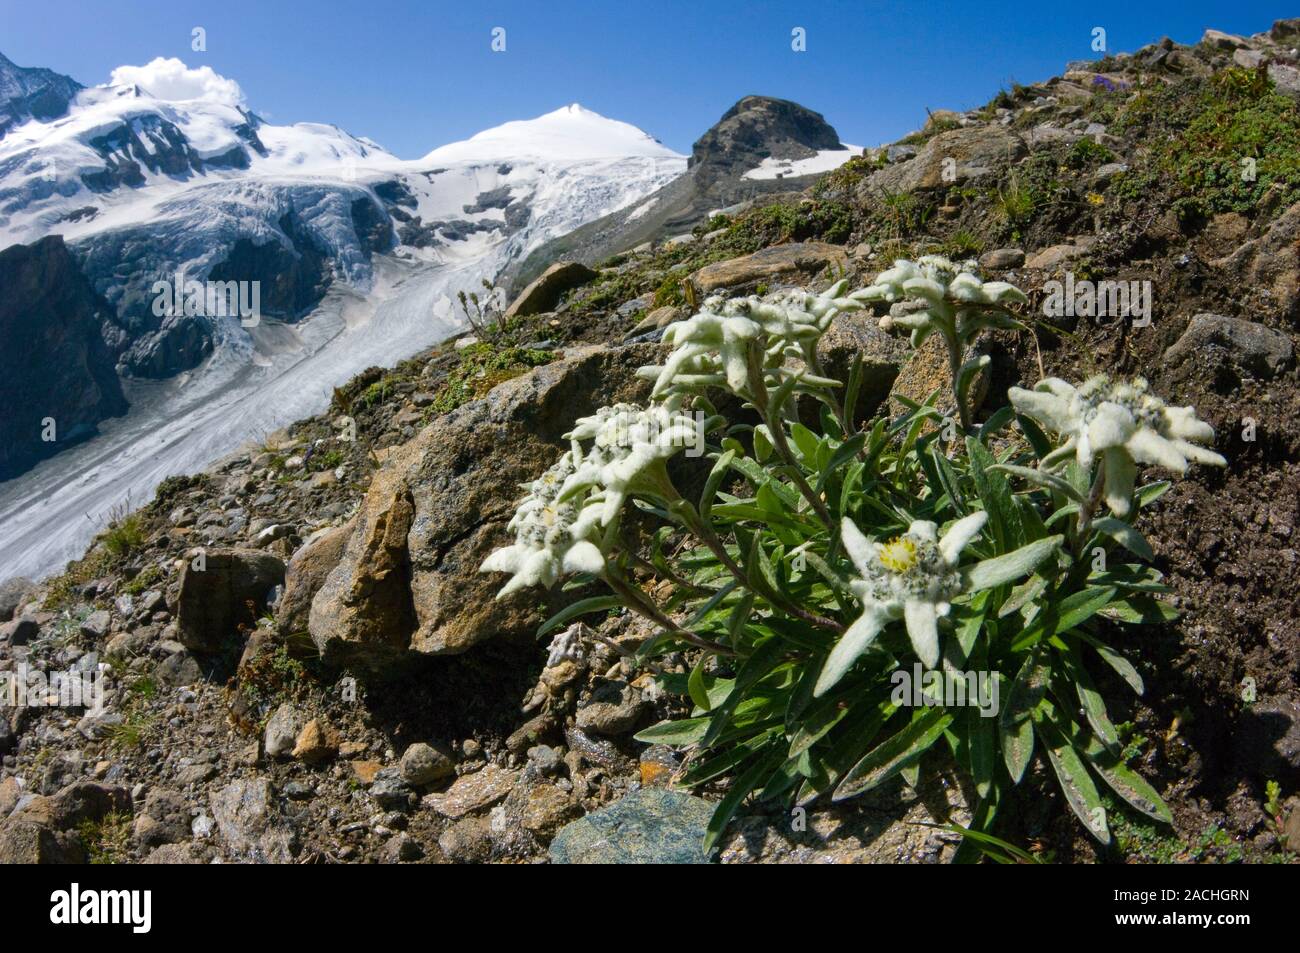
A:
[108,57,245,106]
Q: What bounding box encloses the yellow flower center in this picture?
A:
[878,536,918,574]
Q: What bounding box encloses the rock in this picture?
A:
[870,125,1026,193]
[143,843,201,864]
[1215,201,1300,317]
[153,649,201,688]
[80,609,111,639]
[0,577,34,622]
[519,784,580,837]
[0,819,83,863]
[639,746,681,788]
[277,523,352,638]
[309,345,660,670]
[1234,48,1266,69]
[1272,18,1300,42]
[438,816,493,863]
[132,789,189,847]
[209,778,296,863]
[504,261,598,318]
[549,789,715,864]
[1025,241,1092,271]
[814,312,908,418]
[1268,63,1300,101]
[978,248,1025,270]
[350,760,383,785]
[0,780,132,863]
[399,741,456,786]
[291,717,338,764]
[263,703,303,759]
[381,832,423,863]
[1164,314,1293,381]
[0,615,39,646]
[1201,29,1248,50]
[624,305,682,340]
[423,764,519,819]
[889,330,989,421]
[690,242,849,294]
[0,776,23,817]
[369,767,415,811]
[176,547,285,653]
[574,679,648,736]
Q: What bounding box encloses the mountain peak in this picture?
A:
[0,50,83,137]
[421,104,682,164]
[690,95,843,188]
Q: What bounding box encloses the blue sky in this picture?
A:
[1,0,1291,157]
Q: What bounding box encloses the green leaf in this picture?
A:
[536,596,622,638]
[966,707,997,799]
[1065,651,1120,754]
[967,437,1022,549]
[833,706,953,801]
[790,422,821,462]
[1011,585,1118,651]
[962,535,1063,591]
[1102,595,1179,625]
[698,449,736,521]
[1040,717,1111,845]
[633,716,710,745]
[1074,632,1144,695]
[687,657,713,712]
[1135,480,1172,509]
[700,637,787,749]
[991,464,1086,504]
[1001,649,1049,782]
[1083,738,1173,824]
[1092,517,1154,562]
[814,433,866,493]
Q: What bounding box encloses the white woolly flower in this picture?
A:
[480,450,606,598]
[641,283,859,398]
[1008,375,1226,517]
[563,400,702,524]
[815,512,988,694]
[852,255,1027,346]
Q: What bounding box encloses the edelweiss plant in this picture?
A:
[481,265,1225,856]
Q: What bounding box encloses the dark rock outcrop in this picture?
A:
[0,51,81,139]
[0,236,127,479]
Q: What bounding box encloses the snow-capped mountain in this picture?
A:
[0,53,684,578]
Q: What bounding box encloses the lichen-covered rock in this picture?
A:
[549,788,714,864]
[1164,313,1293,382]
[277,523,353,639]
[308,344,660,670]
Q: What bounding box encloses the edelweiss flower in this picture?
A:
[1008,375,1226,517]
[815,512,988,694]
[480,450,606,598]
[852,256,1027,346]
[642,284,860,398]
[563,401,702,524]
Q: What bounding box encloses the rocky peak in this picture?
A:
[0,50,82,138]
[689,95,842,188]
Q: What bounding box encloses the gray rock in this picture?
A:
[574,679,648,736]
[80,610,111,639]
[209,778,295,862]
[549,788,715,864]
[1164,313,1293,381]
[263,703,302,759]
[369,767,415,811]
[399,741,456,786]
[0,615,39,646]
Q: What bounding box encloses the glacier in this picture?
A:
[0,61,686,580]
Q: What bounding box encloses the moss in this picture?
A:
[430,344,554,414]
[1112,66,1300,220]
[122,563,163,596]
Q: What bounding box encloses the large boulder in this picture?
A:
[176,547,285,653]
[308,344,660,670]
[504,261,597,318]
[690,242,849,294]
[276,523,353,639]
